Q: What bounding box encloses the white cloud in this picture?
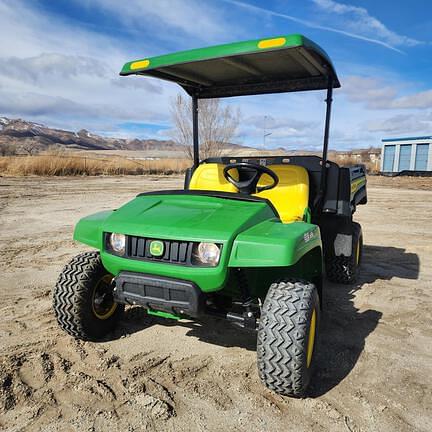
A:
[341,76,397,107]
[72,0,233,44]
[237,115,319,148]
[367,112,432,134]
[0,1,125,58]
[312,0,423,48]
[0,54,110,84]
[391,90,432,109]
[110,76,163,94]
[0,0,244,137]
[0,89,164,126]
[0,0,179,132]
[221,0,423,53]
[0,91,93,117]
[341,76,432,110]
[244,115,317,131]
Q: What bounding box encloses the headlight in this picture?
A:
[109,233,126,255]
[196,242,221,266]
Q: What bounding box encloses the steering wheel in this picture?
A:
[223,162,279,194]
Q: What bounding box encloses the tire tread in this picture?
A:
[257,280,319,397]
[53,251,121,341]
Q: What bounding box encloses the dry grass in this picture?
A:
[0,152,381,177]
[0,155,189,176]
[332,155,380,174]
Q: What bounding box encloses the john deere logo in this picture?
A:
[150,240,164,257]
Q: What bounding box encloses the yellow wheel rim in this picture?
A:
[306,309,316,368]
[356,240,360,265]
[92,274,117,320]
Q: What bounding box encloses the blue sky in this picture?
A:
[0,0,431,150]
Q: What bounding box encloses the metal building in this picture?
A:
[381,136,432,173]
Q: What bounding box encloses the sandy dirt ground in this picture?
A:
[0,175,431,432]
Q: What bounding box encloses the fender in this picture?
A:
[73,210,114,249]
[229,219,322,267]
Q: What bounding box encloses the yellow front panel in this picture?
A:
[189,163,238,193]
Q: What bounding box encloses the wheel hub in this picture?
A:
[92,274,117,320]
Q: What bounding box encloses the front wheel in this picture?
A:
[257,279,320,397]
[53,251,124,341]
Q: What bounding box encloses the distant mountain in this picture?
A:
[0,117,184,153]
[3,117,375,157]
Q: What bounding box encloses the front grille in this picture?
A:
[127,235,194,265]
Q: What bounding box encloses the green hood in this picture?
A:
[73,192,320,292]
[103,193,275,243]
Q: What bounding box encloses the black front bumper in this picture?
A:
[113,272,204,317]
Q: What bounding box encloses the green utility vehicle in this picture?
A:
[53,35,367,397]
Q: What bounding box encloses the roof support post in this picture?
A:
[192,94,199,168]
[322,76,333,165]
[316,76,333,211]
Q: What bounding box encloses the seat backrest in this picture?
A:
[189,163,309,223]
[254,164,309,223]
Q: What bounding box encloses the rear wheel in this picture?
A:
[257,279,320,397]
[326,222,362,284]
[53,251,124,341]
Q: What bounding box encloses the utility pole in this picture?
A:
[263,115,272,149]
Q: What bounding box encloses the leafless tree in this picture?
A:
[170,94,240,161]
[0,142,17,156]
[21,139,38,155]
[359,148,371,162]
